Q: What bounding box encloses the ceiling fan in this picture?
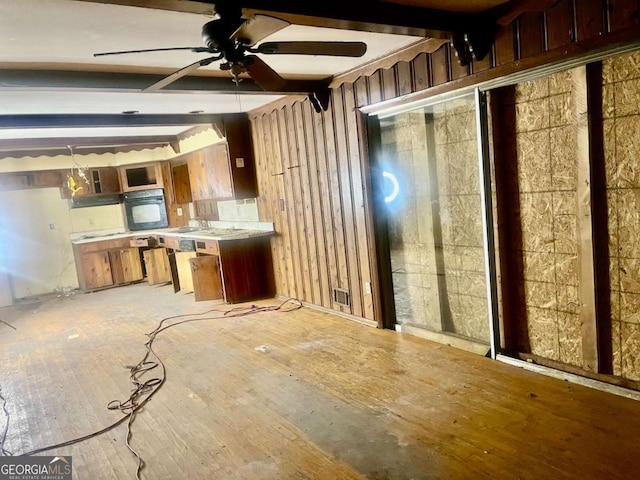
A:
[94,3,367,112]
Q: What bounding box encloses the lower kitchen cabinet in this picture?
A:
[143,248,172,285]
[175,252,197,293]
[73,239,143,292]
[190,255,224,301]
[79,251,114,290]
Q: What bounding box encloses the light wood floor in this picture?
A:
[1,283,640,479]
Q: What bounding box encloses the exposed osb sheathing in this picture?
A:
[383,96,489,344]
[603,50,640,381]
[513,70,582,367]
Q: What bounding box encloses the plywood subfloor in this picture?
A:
[1,284,639,479]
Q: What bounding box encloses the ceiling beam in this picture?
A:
[0,69,324,94]
[72,0,477,38]
[236,1,473,38]
[0,114,224,129]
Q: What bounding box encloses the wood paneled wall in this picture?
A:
[251,88,375,321]
[250,0,640,324]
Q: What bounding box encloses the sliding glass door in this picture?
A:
[377,94,492,347]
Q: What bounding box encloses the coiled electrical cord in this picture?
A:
[1,298,302,479]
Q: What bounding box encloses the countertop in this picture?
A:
[70,227,274,245]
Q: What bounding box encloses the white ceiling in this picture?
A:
[0,0,423,126]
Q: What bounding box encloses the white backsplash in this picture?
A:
[217,198,259,222]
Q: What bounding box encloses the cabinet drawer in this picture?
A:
[194,239,219,256]
[77,237,131,253]
[157,235,180,250]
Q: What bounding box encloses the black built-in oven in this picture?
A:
[123,188,169,231]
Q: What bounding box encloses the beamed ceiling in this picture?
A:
[0,0,533,155]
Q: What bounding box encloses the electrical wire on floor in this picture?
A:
[0,385,12,456]
[2,297,302,479]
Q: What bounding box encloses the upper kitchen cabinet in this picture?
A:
[118,162,164,192]
[66,167,120,197]
[188,144,233,201]
[222,113,258,200]
[186,114,258,202]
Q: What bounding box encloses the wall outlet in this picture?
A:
[49,224,55,230]
[236,157,245,168]
[365,282,372,295]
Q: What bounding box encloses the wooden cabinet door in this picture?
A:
[190,255,224,302]
[175,252,197,293]
[188,145,233,201]
[81,252,114,290]
[119,248,143,283]
[109,248,143,285]
[172,164,193,204]
[143,248,172,285]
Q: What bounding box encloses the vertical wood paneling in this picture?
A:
[545,0,574,50]
[609,0,640,30]
[332,87,363,317]
[471,52,492,74]
[382,67,398,100]
[277,109,305,299]
[574,0,605,41]
[518,12,545,58]
[302,99,332,308]
[449,49,469,80]
[344,83,375,320]
[285,105,313,303]
[354,76,369,108]
[494,24,516,66]
[325,95,350,314]
[314,103,342,311]
[395,61,413,95]
[411,52,430,92]
[367,70,383,105]
[271,110,298,297]
[293,101,321,305]
[430,45,449,85]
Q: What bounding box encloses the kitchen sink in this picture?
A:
[167,227,202,233]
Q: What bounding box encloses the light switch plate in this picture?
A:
[236,157,245,168]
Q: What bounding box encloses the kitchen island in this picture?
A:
[71,225,275,303]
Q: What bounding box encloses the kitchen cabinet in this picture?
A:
[143,248,172,285]
[118,163,163,192]
[0,170,64,192]
[175,252,197,293]
[188,144,233,201]
[172,164,192,204]
[72,238,143,292]
[68,167,120,196]
[184,114,258,204]
[190,256,224,301]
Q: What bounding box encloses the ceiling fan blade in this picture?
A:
[94,46,210,57]
[244,55,286,91]
[256,41,367,57]
[143,55,222,92]
[232,14,290,46]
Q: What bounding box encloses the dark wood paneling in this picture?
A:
[430,45,449,86]
[545,0,574,50]
[574,0,606,40]
[395,61,413,96]
[609,0,640,30]
[249,0,640,327]
[518,12,545,58]
[494,24,517,66]
[411,52,430,92]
